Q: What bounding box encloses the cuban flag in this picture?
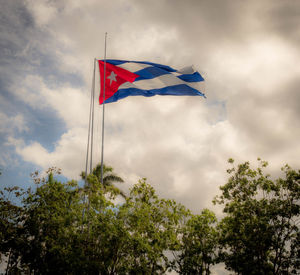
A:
[98,60,205,104]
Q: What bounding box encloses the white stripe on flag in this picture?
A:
[119,73,203,91]
[117,62,152,72]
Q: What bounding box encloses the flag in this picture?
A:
[98,59,205,104]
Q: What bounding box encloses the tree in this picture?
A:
[117,178,190,274]
[18,168,85,274]
[214,159,300,275]
[1,168,190,274]
[172,209,219,275]
[85,178,190,274]
[0,186,25,273]
[81,163,125,199]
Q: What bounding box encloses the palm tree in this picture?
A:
[81,163,125,198]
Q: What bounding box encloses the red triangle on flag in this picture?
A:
[98,61,139,104]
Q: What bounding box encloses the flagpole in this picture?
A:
[82,57,96,227]
[84,61,93,185]
[85,58,96,182]
[90,58,96,174]
[101,32,107,185]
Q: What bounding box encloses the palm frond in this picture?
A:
[81,163,126,198]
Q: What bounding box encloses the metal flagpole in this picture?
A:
[85,58,96,184]
[86,58,96,228]
[100,32,107,185]
[90,58,96,174]
[82,58,96,226]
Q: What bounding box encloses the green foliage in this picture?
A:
[0,186,25,273]
[215,159,300,275]
[0,168,190,274]
[81,163,125,199]
[172,209,219,274]
[117,179,190,273]
[1,160,298,274]
[17,169,83,274]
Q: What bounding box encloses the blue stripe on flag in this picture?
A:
[102,60,177,72]
[103,60,127,65]
[133,70,204,83]
[178,72,204,82]
[134,66,171,81]
[103,84,206,104]
[134,69,204,82]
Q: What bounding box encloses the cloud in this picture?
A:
[1,3,299,275]
[259,1,300,47]
[0,112,29,135]
[10,75,89,128]
[16,127,86,178]
[1,0,300,220]
[211,36,300,92]
[0,111,28,169]
[25,0,57,27]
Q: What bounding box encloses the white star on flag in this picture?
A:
[107,71,117,85]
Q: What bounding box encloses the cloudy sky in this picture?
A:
[1,0,300,216]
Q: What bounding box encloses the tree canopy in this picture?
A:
[214,159,300,274]
[0,160,299,274]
